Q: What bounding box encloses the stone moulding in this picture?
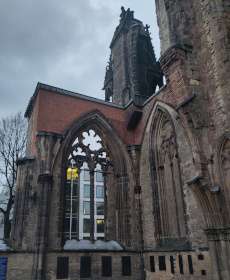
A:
[205,227,230,241]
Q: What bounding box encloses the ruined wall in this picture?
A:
[153,1,230,279]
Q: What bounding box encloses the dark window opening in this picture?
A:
[102,256,112,277]
[198,254,204,260]
[96,202,104,215]
[97,219,104,233]
[150,256,155,272]
[56,257,69,279]
[158,256,166,271]
[122,256,131,276]
[80,256,91,278]
[179,255,184,274]
[170,256,175,274]
[188,255,194,274]
[201,270,207,275]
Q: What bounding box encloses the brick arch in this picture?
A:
[52,110,136,248]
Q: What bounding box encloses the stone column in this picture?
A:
[102,170,108,239]
[206,227,230,280]
[32,173,52,280]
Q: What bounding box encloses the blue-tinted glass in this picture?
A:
[84,170,90,181]
[96,186,104,198]
[83,219,91,233]
[83,201,90,215]
[96,171,104,182]
[84,184,90,198]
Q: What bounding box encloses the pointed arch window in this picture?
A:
[151,109,187,246]
[63,129,111,241]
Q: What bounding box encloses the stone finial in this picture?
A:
[120,6,126,19]
[120,6,134,21]
[145,24,151,35]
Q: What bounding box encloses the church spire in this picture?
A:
[104,7,163,106]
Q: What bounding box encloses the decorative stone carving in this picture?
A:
[221,138,230,189]
[68,129,110,172]
[152,110,187,248]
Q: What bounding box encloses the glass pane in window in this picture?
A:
[72,200,78,213]
[66,181,71,196]
[73,182,78,196]
[84,169,90,181]
[96,219,104,233]
[83,219,91,233]
[83,236,90,240]
[96,202,104,215]
[83,201,90,215]
[65,181,78,197]
[96,171,104,182]
[66,199,78,213]
[84,184,90,198]
[97,236,104,240]
[64,217,70,233]
[96,186,104,198]
[65,199,71,212]
[71,217,77,232]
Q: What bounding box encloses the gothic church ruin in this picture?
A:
[1,1,230,279]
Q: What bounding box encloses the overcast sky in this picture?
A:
[0,0,160,119]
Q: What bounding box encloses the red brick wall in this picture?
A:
[28,89,147,156]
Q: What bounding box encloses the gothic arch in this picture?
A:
[140,101,209,249]
[149,104,189,247]
[51,110,136,248]
[218,133,230,190]
[215,133,230,222]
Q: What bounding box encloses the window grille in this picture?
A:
[158,256,166,271]
[150,256,155,272]
[80,256,91,278]
[179,255,184,274]
[122,256,131,276]
[188,255,193,274]
[170,256,175,274]
[102,256,112,277]
[56,257,69,279]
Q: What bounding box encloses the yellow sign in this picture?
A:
[96,219,104,225]
[67,167,79,180]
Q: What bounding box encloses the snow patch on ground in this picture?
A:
[0,224,3,239]
[64,239,124,251]
[0,239,10,251]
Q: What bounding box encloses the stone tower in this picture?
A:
[103,7,163,106]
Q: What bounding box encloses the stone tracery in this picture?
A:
[151,109,187,247]
[64,128,111,242]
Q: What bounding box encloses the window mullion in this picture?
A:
[89,169,95,241]
[103,171,107,239]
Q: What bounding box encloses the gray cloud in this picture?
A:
[0,0,160,118]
